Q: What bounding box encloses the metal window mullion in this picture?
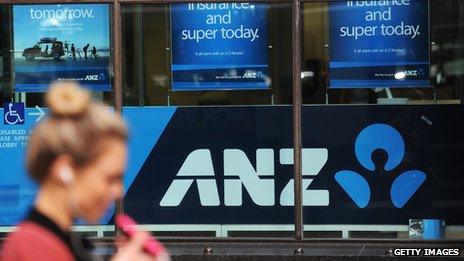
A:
[292,0,303,242]
[113,0,124,236]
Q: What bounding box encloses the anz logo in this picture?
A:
[404,69,425,77]
[160,149,329,207]
[242,72,258,79]
[160,124,427,209]
[335,124,427,209]
[85,75,99,81]
[242,71,263,79]
[404,70,418,76]
[84,73,105,81]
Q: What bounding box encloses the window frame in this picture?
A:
[2,0,463,241]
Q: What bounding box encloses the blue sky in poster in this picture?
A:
[14,4,109,52]
[13,4,111,92]
[329,0,430,88]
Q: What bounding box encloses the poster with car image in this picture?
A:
[13,4,110,92]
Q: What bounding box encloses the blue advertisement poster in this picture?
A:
[13,4,111,92]
[171,3,269,91]
[329,0,430,88]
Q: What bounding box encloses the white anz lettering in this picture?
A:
[159,149,220,207]
[224,149,275,206]
[279,149,329,206]
[159,148,329,207]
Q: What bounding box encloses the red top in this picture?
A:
[1,208,92,261]
[1,221,74,261]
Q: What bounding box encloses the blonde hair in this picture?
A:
[26,82,128,183]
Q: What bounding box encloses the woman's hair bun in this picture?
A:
[46,82,91,117]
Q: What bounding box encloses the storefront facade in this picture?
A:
[0,0,463,241]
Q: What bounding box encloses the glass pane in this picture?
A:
[302,0,463,105]
[2,4,114,108]
[122,2,294,238]
[122,3,292,106]
[0,3,114,228]
[301,0,464,240]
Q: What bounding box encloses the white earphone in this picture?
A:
[59,166,75,186]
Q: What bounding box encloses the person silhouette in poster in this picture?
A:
[91,46,99,59]
[71,44,76,59]
[51,44,56,58]
[83,44,90,59]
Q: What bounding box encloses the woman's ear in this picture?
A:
[49,155,75,186]
[59,166,74,186]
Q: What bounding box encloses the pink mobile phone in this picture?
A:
[115,214,167,257]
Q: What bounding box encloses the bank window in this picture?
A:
[302,0,464,105]
[122,3,293,106]
[0,4,114,108]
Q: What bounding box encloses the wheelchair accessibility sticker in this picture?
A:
[3,103,25,125]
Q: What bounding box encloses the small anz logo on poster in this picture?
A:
[84,73,105,81]
[84,75,99,81]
